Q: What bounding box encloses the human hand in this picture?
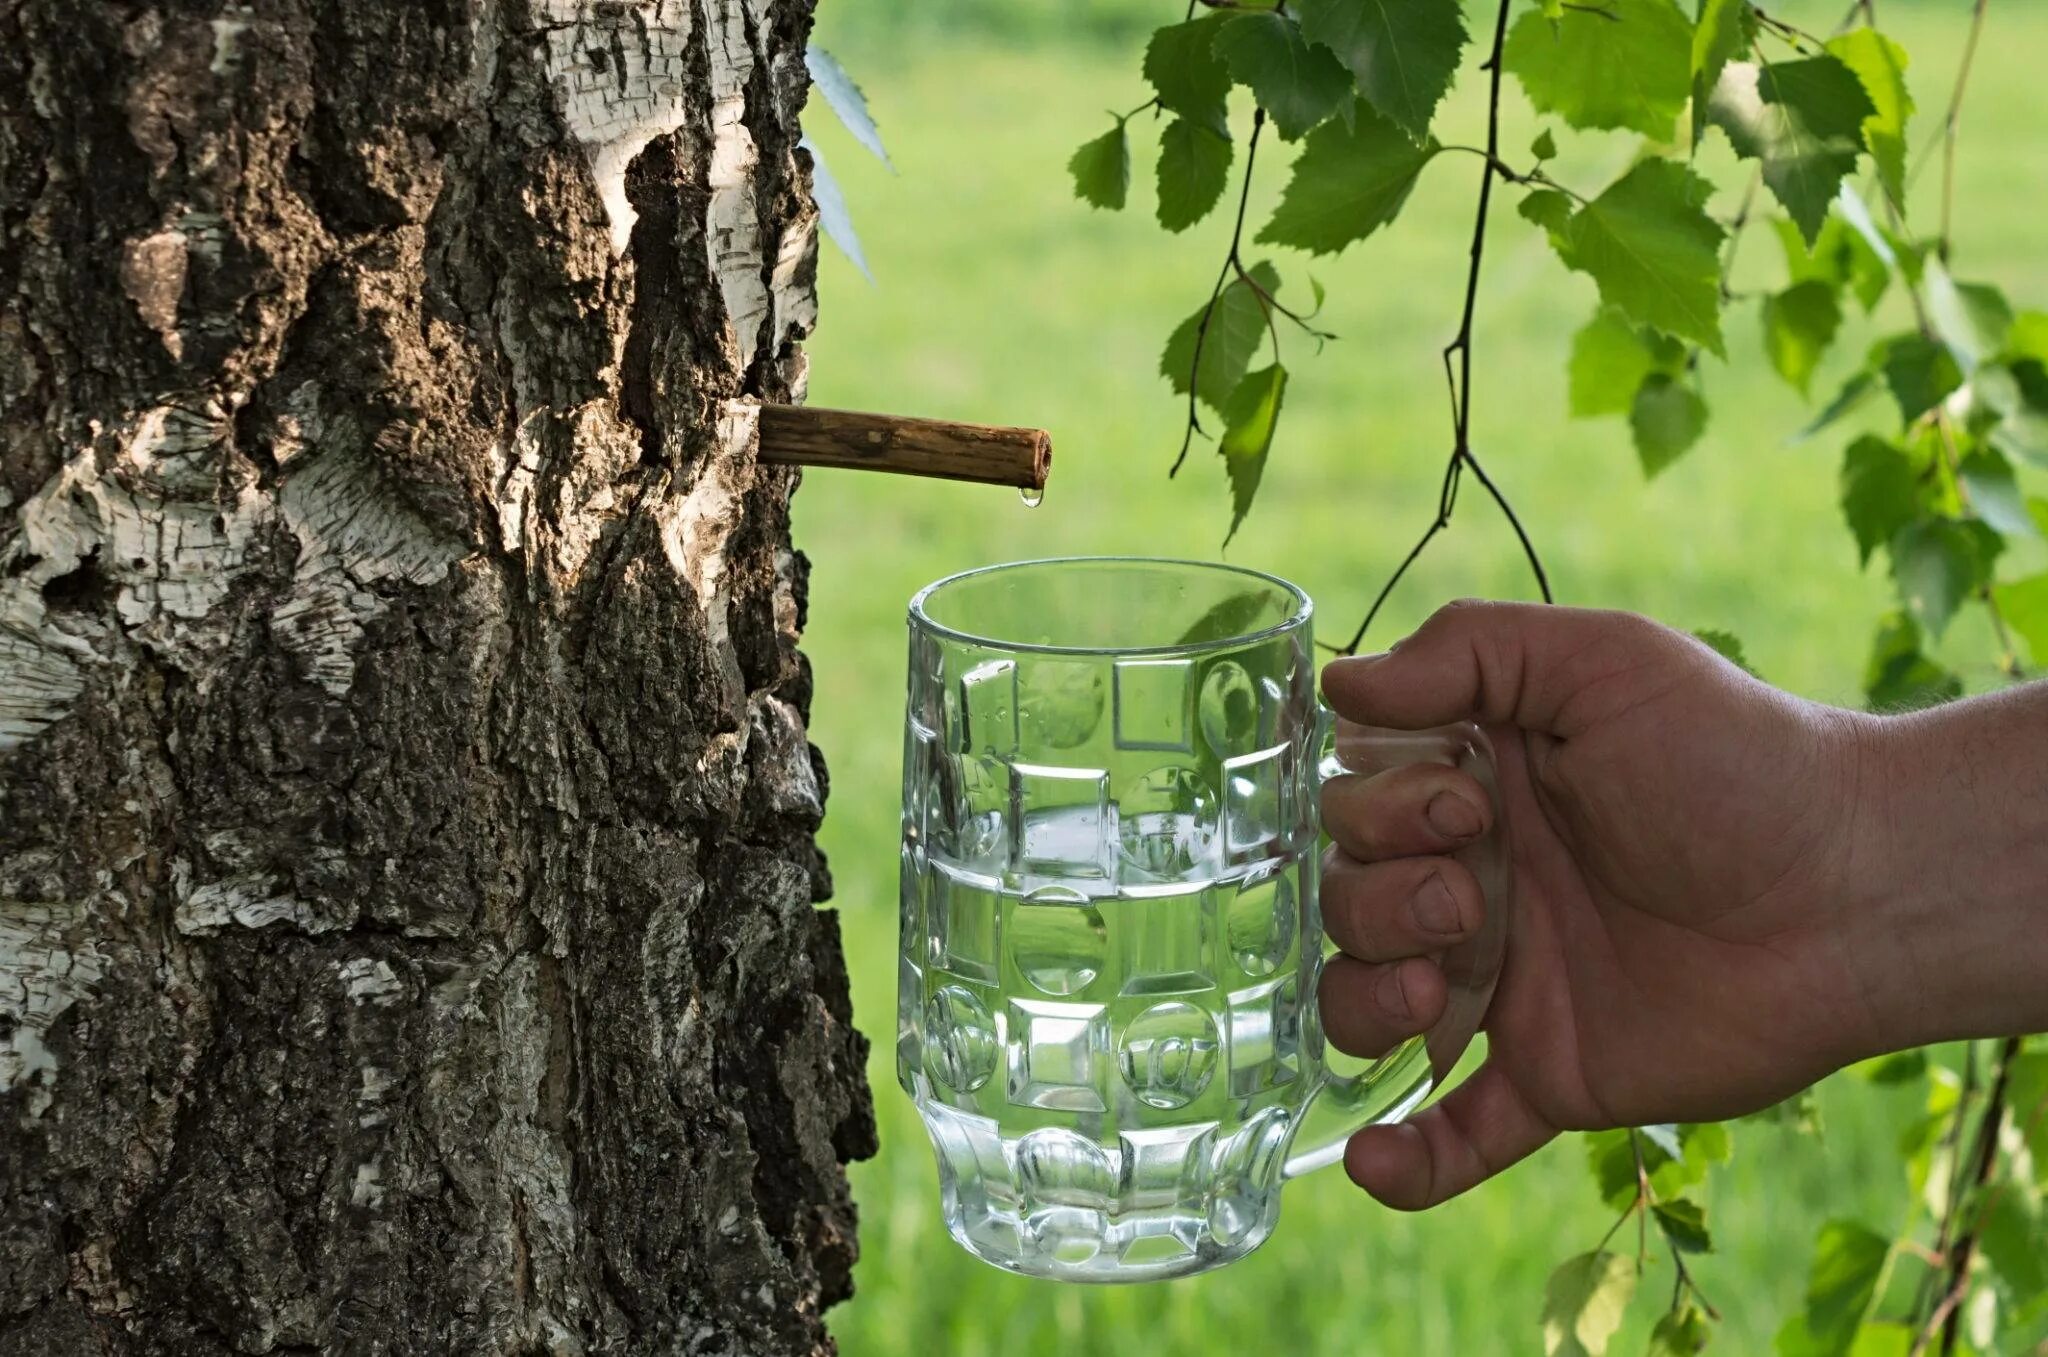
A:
[1314,601,1878,1209]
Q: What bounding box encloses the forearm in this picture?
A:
[1845,683,2048,1055]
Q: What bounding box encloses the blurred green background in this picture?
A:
[789,2,2048,1351]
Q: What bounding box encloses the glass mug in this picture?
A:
[897,558,1510,1281]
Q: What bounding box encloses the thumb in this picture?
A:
[1321,600,1681,736]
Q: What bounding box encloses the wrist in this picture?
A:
[1833,690,2048,1060]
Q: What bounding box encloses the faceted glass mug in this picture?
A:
[897,558,1510,1281]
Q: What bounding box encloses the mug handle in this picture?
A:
[1283,713,1513,1178]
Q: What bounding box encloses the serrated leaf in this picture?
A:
[1542,1251,1637,1357]
[1162,261,1285,413]
[1764,281,1844,398]
[1957,447,2034,537]
[1221,363,1287,544]
[1145,15,1234,138]
[1790,1220,1889,1354]
[1840,436,1919,567]
[801,137,873,282]
[1157,118,1234,231]
[1505,0,1692,140]
[1586,1129,1641,1211]
[1549,158,1726,355]
[1631,374,1707,475]
[1694,628,1760,677]
[1925,261,2013,372]
[1521,188,1575,236]
[1570,308,1683,418]
[1068,123,1131,211]
[805,47,892,170]
[1294,0,1467,140]
[1649,1303,1712,1357]
[1691,0,1757,144]
[1864,611,1961,711]
[1653,1198,1713,1254]
[1992,572,2048,669]
[1879,334,1964,422]
[1708,57,1875,246]
[1826,30,1912,210]
[1214,12,1355,141]
[1532,128,1558,161]
[1259,99,1440,254]
[1891,516,1997,639]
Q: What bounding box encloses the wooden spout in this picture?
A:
[754,403,1051,491]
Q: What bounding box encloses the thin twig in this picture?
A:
[1340,0,1550,654]
[1936,1036,2019,1356]
[1938,0,1992,262]
[1172,108,1267,477]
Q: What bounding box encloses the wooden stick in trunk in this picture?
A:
[754,403,1051,491]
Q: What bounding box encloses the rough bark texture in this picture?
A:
[0,1,876,1352]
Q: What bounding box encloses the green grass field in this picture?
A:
[789,3,2048,1350]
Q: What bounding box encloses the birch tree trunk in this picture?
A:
[0,1,876,1352]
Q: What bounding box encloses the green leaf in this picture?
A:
[1631,374,1708,475]
[1214,12,1355,141]
[1957,447,2035,537]
[1162,261,1285,413]
[1156,118,1234,232]
[1638,1123,1685,1160]
[1978,1181,2046,1297]
[1294,0,1467,140]
[1682,1121,1732,1169]
[1532,128,1558,161]
[1878,334,1963,423]
[1779,1219,1889,1356]
[1649,1303,1712,1357]
[1653,1198,1713,1255]
[1825,30,1912,210]
[1221,363,1287,544]
[1797,370,1879,443]
[805,47,893,170]
[1864,611,1962,711]
[1925,262,2013,372]
[2006,310,2048,366]
[1890,516,1998,640]
[1778,216,1890,314]
[1747,1087,1824,1136]
[1707,57,1875,246]
[1691,0,1758,144]
[1856,1048,1927,1084]
[1694,628,1760,677]
[1542,1251,1637,1357]
[1992,572,2048,669]
[1069,122,1131,210]
[1549,158,1726,356]
[1570,308,1684,418]
[1586,1129,1640,1210]
[1763,281,1844,398]
[2009,1053,2048,1189]
[1145,15,1234,138]
[1259,100,1440,254]
[1505,0,1693,140]
[1521,188,1576,237]
[1978,360,2048,466]
[1840,436,1919,567]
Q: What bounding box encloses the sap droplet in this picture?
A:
[1019,485,1044,509]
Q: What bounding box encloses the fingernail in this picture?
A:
[1413,873,1461,936]
[1375,965,1412,1020]
[1426,791,1484,841]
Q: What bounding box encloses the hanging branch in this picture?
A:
[1338,0,1551,656]
[1173,108,1268,477]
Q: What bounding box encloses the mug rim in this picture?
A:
[908,555,1313,658]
